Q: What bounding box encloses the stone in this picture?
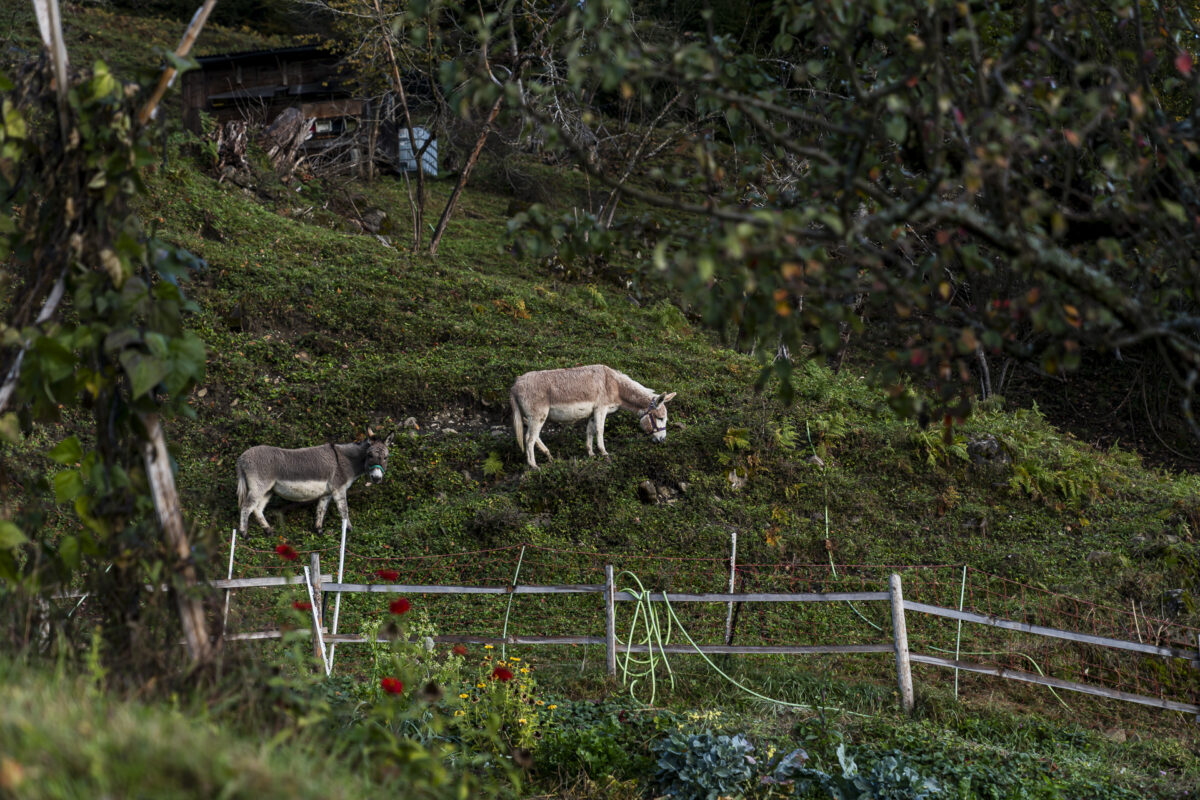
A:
[1163,588,1188,617]
[1102,728,1126,743]
[637,480,657,504]
[967,434,1011,467]
[1085,550,1111,564]
[361,207,387,233]
[806,454,825,468]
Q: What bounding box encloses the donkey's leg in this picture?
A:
[525,415,550,467]
[594,410,609,457]
[314,494,331,533]
[252,491,272,533]
[333,490,352,530]
[585,419,596,457]
[238,497,253,535]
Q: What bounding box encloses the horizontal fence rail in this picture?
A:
[190,535,1200,721]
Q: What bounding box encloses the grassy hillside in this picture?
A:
[5,6,1200,797]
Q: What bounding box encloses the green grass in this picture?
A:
[0,656,380,800]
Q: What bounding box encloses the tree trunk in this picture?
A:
[141,413,215,665]
[373,0,425,251]
[429,94,503,257]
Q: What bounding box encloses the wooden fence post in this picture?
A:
[310,553,323,665]
[889,573,915,714]
[605,564,617,678]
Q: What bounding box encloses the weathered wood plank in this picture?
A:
[323,583,605,595]
[905,600,1200,664]
[324,633,605,645]
[910,653,1200,714]
[211,575,333,589]
[613,591,890,603]
[615,643,893,656]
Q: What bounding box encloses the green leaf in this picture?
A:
[0,412,19,444]
[0,521,27,548]
[54,469,85,503]
[47,436,83,465]
[120,350,169,398]
[870,15,897,35]
[59,535,81,570]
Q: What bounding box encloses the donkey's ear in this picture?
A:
[384,432,395,446]
[660,392,677,404]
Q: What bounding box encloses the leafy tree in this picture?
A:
[495,0,1200,436]
[0,8,214,670]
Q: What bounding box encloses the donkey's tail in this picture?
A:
[236,458,248,513]
[510,391,525,452]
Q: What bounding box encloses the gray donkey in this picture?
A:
[236,432,394,534]
[510,364,676,468]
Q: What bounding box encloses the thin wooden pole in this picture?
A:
[222,527,237,632]
[325,518,348,673]
[889,573,914,714]
[605,564,617,678]
[428,94,503,256]
[954,564,966,699]
[142,413,214,664]
[304,564,329,675]
[724,530,738,646]
[310,553,323,665]
[138,0,219,125]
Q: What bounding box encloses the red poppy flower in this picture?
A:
[491,666,514,682]
[293,601,312,611]
[380,677,404,695]
[275,544,299,561]
[389,597,411,615]
[375,569,400,581]
[452,644,469,656]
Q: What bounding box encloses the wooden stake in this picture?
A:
[303,564,329,675]
[429,94,503,256]
[724,529,738,646]
[138,0,219,125]
[889,573,914,714]
[141,413,214,665]
[310,552,324,664]
[605,564,617,678]
[222,527,237,632]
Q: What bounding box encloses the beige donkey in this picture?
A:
[509,364,677,468]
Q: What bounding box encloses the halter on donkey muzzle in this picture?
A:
[638,395,668,439]
[364,432,394,483]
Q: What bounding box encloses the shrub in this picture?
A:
[776,743,941,800]
[653,730,756,800]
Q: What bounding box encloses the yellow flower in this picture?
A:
[476,683,486,688]
[520,668,529,674]
[518,718,527,724]
[535,700,544,706]
[548,704,557,710]
[484,644,494,650]
[454,710,465,717]
[459,693,469,699]
[509,657,520,662]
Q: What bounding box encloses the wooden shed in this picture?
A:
[181,45,361,148]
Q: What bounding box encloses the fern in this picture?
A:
[723,426,751,451]
[771,420,799,452]
[482,451,505,478]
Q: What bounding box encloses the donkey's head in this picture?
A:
[364,432,395,484]
[638,392,677,443]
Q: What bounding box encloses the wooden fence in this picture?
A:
[218,551,1200,718]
